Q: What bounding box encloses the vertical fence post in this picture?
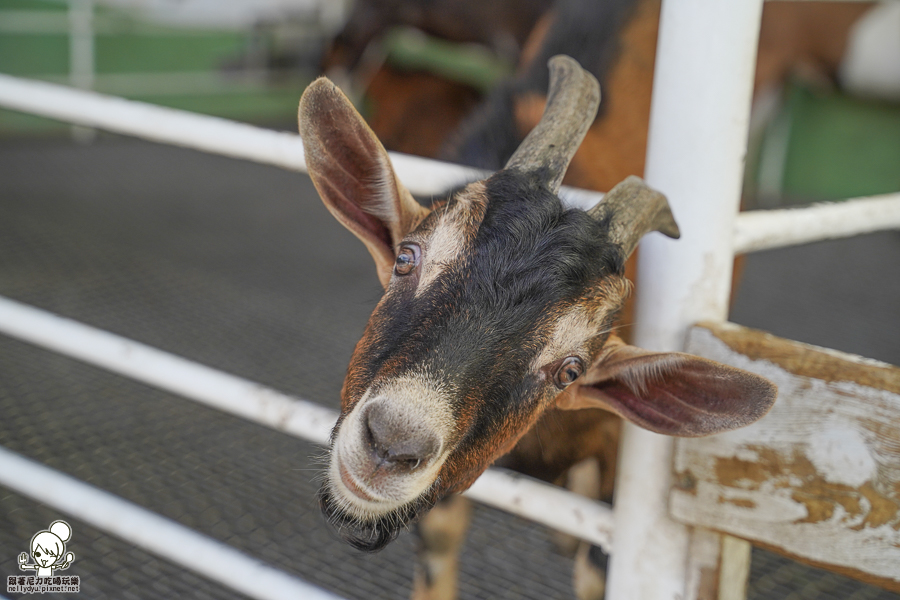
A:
[69,0,95,143]
[605,1,764,599]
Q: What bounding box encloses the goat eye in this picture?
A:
[554,356,584,388]
[395,244,420,276]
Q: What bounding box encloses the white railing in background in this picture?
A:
[0,447,344,600]
[68,0,94,92]
[68,0,96,143]
[735,193,900,253]
[0,74,484,198]
[1,73,896,250]
[0,0,344,106]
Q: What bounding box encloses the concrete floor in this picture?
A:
[0,136,897,599]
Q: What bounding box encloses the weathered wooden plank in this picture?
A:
[672,322,900,590]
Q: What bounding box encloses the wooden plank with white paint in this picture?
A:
[672,322,900,591]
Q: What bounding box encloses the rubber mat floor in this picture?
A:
[0,137,898,599]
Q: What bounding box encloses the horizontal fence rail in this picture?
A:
[0,296,615,552]
[0,74,607,209]
[0,446,346,600]
[734,193,900,252]
[3,74,897,246]
[0,74,485,199]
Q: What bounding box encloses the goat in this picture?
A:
[323,0,554,76]
[324,0,879,172]
[298,55,777,597]
[319,0,552,158]
[442,0,877,185]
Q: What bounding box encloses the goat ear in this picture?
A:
[299,77,430,287]
[556,335,777,437]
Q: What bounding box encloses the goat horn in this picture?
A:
[588,176,681,257]
[504,55,600,193]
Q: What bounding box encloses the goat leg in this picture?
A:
[411,494,472,600]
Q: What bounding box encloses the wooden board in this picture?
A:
[672,322,900,590]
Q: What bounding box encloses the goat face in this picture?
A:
[299,56,777,552]
[324,172,628,550]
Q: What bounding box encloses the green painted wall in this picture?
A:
[782,85,900,202]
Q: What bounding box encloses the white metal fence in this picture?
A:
[1,1,898,597]
[1,73,896,249]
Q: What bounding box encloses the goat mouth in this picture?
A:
[337,460,378,502]
[330,451,409,510]
[317,482,438,552]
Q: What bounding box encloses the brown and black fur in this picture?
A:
[442,0,648,178]
[318,168,628,551]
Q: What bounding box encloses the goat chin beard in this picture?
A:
[318,475,439,552]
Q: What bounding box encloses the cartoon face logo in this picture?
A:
[18,521,74,577]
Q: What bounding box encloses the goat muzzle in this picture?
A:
[363,401,441,473]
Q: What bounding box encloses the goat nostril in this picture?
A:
[363,403,439,471]
[363,417,385,460]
